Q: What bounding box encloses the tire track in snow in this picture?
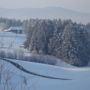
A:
[0,58,72,80]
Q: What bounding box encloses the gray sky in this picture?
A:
[0,0,90,13]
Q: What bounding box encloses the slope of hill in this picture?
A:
[0,7,90,23]
[0,58,90,90]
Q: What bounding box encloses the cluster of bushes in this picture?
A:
[0,17,22,32]
[0,49,24,60]
[24,55,57,65]
[0,50,57,65]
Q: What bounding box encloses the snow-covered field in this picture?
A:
[0,31,31,58]
[0,31,90,90]
[0,59,90,90]
[0,32,26,49]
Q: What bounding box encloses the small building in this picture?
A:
[6,26,23,34]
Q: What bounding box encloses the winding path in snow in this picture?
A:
[0,57,72,80]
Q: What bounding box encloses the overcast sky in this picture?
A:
[0,0,90,13]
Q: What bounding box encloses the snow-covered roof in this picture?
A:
[8,26,22,31]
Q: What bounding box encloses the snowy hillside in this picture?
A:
[0,59,90,90]
[0,31,90,90]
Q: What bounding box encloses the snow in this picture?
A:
[0,31,90,90]
[0,59,90,90]
[0,32,26,49]
[8,26,22,31]
[57,60,90,71]
[0,31,30,58]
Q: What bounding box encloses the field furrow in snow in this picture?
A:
[0,59,90,90]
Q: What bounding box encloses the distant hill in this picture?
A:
[0,7,90,24]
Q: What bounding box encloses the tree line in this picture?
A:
[0,17,22,30]
[23,19,90,66]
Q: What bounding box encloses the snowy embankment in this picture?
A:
[0,58,90,90]
[57,60,90,71]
